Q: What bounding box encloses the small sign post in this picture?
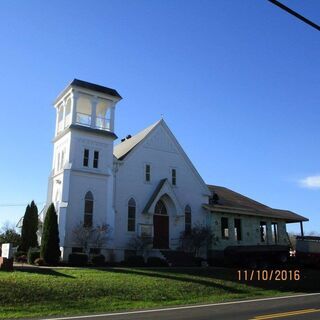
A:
[0,243,14,271]
[1,243,13,259]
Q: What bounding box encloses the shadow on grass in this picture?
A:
[15,267,75,278]
[94,266,320,294]
[92,267,246,294]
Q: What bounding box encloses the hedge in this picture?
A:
[91,254,105,266]
[68,253,88,266]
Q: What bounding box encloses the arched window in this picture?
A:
[58,104,64,128]
[155,199,167,215]
[185,205,191,234]
[96,99,111,130]
[84,191,94,227]
[128,198,136,232]
[64,99,72,127]
[76,96,92,126]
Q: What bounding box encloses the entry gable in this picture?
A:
[142,178,184,216]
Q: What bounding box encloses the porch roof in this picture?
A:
[204,185,308,223]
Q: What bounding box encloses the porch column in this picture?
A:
[229,218,236,243]
[300,221,304,237]
[55,107,59,136]
[71,91,79,124]
[266,222,273,245]
[62,100,66,129]
[91,96,98,129]
[110,103,115,132]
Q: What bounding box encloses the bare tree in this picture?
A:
[93,224,112,248]
[72,222,111,254]
[179,223,215,257]
[127,235,153,256]
[0,221,21,247]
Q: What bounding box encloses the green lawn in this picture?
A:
[0,266,318,319]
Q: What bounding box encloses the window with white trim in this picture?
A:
[221,217,229,239]
[84,191,94,227]
[185,205,191,234]
[93,150,99,168]
[145,164,151,182]
[83,149,89,167]
[172,168,177,186]
[127,198,136,232]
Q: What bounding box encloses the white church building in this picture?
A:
[46,79,307,262]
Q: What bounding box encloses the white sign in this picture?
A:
[1,243,13,259]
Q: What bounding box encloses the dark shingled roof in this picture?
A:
[204,185,308,223]
[114,120,161,160]
[71,79,122,99]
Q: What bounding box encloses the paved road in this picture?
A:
[43,293,320,320]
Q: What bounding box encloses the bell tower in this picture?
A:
[46,79,122,260]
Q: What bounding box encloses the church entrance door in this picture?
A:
[153,199,169,249]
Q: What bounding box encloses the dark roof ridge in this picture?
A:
[71,79,122,98]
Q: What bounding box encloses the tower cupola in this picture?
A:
[54,79,122,137]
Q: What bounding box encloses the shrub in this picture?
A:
[123,255,145,267]
[16,255,27,263]
[27,249,40,264]
[34,258,46,266]
[193,257,205,267]
[14,251,27,262]
[68,253,88,266]
[147,257,168,267]
[91,254,105,266]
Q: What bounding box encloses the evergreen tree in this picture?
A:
[29,201,39,248]
[19,204,31,252]
[41,203,60,265]
[19,201,39,252]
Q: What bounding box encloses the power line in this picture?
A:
[0,202,46,208]
[268,0,320,31]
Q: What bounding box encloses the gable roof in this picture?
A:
[114,120,161,160]
[204,185,308,223]
[113,119,211,196]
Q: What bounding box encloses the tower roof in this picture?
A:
[70,79,122,98]
[54,79,122,104]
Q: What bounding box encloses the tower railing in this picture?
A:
[75,112,111,131]
[96,116,111,131]
[76,112,91,126]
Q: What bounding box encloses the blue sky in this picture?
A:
[0,0,319,234]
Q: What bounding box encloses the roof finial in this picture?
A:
[161,113,164,119]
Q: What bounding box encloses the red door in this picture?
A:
[153,214,169,249]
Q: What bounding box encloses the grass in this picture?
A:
[0,266,318,319]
